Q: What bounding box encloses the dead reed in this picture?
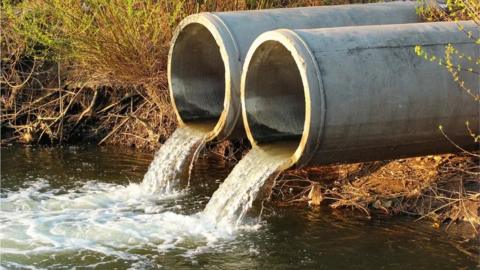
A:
[270,154,479,232]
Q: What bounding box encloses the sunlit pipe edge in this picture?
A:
[167,13,242,142]
[241,29,326,170]
[241,22,479,169]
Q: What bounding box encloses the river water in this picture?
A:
[1,146,478,269]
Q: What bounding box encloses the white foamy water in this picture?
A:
[0,126,217,268]
[140,126,207,193]
[0,179,233,268]
[202,144,294,229]
[1,129,294,268]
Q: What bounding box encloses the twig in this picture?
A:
[98,117,130,145]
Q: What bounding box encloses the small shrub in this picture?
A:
[416,0,479,101]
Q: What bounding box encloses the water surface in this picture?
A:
[1,146,478,269]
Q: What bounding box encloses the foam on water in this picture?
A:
[0,179,234,268]
[0,126,218,268]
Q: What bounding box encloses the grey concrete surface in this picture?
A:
[241,21,479,167]
[168,2,422,141]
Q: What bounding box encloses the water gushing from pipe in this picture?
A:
[141,126,207,193]
[203,144,296,229]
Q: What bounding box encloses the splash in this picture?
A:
[0,126,215,268]
[0,131,296,268]
[203,144,295,229]
[141,126,207,194]
[0,179,233,268]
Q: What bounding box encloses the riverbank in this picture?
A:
[272,153,479,232]
[1,0,479,233]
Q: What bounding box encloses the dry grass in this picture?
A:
[271,154,480,231]
[1,0,178,147]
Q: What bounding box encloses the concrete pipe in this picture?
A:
[168,2,422,141]
[241,21,479,167]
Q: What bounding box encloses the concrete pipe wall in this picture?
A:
[168,2,422,141]
[241,21,479,167]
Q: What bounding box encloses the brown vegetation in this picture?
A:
[272,154,479,231]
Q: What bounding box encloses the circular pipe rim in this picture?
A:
[241,29,326,168]
[167,13,241,141]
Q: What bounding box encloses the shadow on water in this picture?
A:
[1,145,478,269]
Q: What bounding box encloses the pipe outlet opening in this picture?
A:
[170,22,226,131]
[243,40,306,152]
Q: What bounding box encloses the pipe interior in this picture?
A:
[244,41,306,146]
[170,23,225,129]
